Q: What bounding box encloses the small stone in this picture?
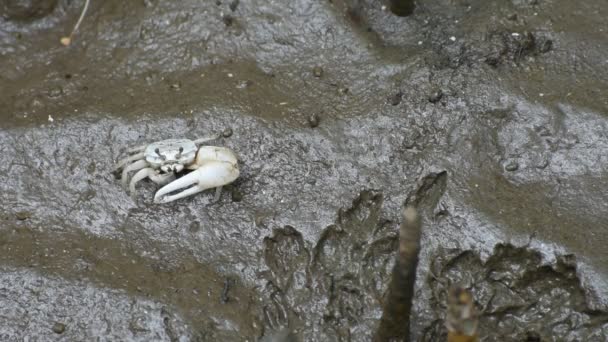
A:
[236,80,253,89]
[169,82,181,90]
[222,15,234,27]
[52,322,66,334]
[231,189,243,202]
[534,125,551,136]
[222,127,233,138]
[229,0,239,11]
[536,158,549,169]
[312,66,323,78]
[338,87,349,94]
[308,113,320,128]
[505,161,519,172]
[189,221,200,233]
[388,92,403,106]
[507,13,518,21]
[47,86,63,98]
[428,89,443,103]
[485,56,499,66]
[15,211,31,221]
[87,162,96,174]
[519,31,536,50]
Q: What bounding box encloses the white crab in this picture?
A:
[114,135,239,203]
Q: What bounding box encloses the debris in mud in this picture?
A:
[221,277,235,303]
[15,211,31,221]
[222,127,233,138]
[308,113,320,128]
[480,30,554,66]
[388,92,403,106]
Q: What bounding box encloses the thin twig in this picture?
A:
[61,0,91,46]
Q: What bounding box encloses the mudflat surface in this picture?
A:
[1,0,607,340]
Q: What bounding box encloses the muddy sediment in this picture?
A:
[1,0,607,340]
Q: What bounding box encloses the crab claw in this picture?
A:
[153,161,239,204]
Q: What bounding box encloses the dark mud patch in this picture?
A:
[0,223,262,340]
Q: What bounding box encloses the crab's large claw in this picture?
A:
[153,156,239,204]
[153,162,239,203]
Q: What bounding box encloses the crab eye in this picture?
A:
[176,146,184,158]
[155,148,166,160]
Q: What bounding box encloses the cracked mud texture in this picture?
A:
[1,0,607,340]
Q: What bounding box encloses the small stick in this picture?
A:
[373,206,422,341]
[446,286,480,342]
[61,0,91,46]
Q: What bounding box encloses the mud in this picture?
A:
[1,0,607,340]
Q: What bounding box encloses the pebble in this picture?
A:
[505,161,519,172]
[222,127,233,138]
[428,89,443,103]
[47,86,63,98]
[231,189,243,202]
[308,113,320,128]
[52,322,66,334]
[539,39,553,53]
[189,221,201,233]
[229,0,239,11]
[16,211,31,221]
[312,66,323,78]
[389,92,403,106]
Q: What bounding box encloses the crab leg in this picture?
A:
[193,134,221,145]
[154,161,239,203]
[126,144,148,154]
[213,186,223,203]
[115,152,144,171]
[129,167,157,195]
[121,160,148,189]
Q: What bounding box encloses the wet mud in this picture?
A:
[1,0,607,340]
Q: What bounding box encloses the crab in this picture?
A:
[114,135,240,203]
